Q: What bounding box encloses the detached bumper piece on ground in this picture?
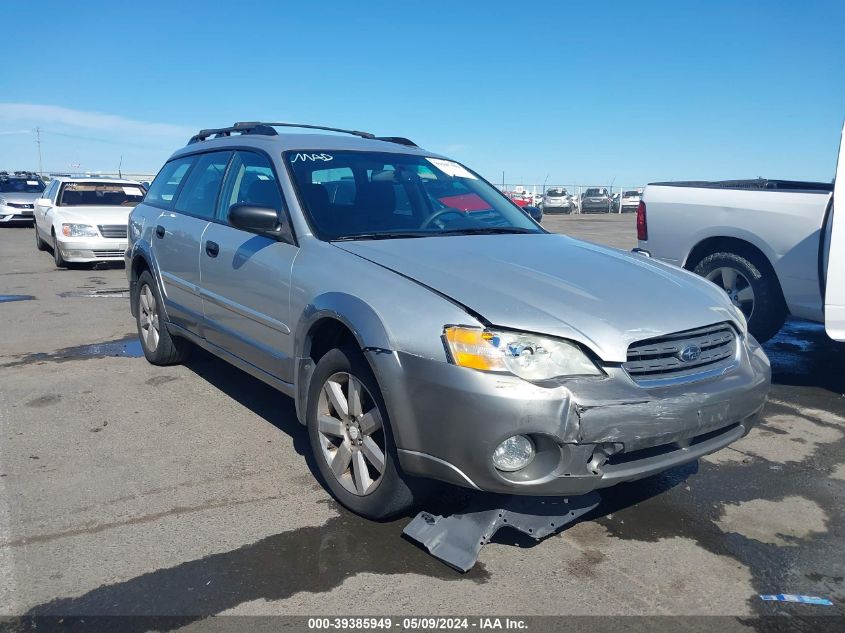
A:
[403,492,601,572]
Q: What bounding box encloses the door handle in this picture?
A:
[205,240,220,258]
[155,225,165,238]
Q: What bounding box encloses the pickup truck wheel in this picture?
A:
[307,347,419,520]
[34,225,46,251]
[694,251,786,342]
[135,270,191,365]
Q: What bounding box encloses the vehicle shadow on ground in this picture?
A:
[182,348,310,456]
[763,318,845,393]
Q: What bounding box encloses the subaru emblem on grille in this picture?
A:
[679,345,701,362]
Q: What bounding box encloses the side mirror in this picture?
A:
[523,205,542,221]
[36,198,51,206]
[228,203,293,242]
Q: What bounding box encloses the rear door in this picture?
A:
[149,152,230,334]
[199,150,298,381]
[824,121,845,341]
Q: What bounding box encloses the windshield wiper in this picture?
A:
[437,227,538,235]
[331,231,436,241]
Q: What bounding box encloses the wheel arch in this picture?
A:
[294,293,394,425]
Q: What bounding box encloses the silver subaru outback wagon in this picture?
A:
[126,122,771,519]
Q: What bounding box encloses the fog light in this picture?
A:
[492,435,535,472]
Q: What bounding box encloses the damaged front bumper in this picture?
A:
[371,335,770,496]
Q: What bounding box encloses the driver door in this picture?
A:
[199,150,298,382]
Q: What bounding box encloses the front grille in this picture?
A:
[624,322,737,383]
[98,224,127,239]
[93,250,125,258]
[7,202,34,209]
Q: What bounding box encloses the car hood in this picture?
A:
[1,191,41,204]
[53,206,132,226]
[334,233,740,362]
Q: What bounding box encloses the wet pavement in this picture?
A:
[0,219,843,626]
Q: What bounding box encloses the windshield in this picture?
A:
[623,191,640,197]
[0,177,44,194]
[585,188,606,196]
[58,182,145,207]
[285,151,542,240]
[546,189,567,197]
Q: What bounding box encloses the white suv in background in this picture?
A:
[620,190,642,212]
[33,177,146,267]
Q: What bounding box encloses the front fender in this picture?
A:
[293,293,394,424]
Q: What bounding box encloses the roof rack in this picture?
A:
[188,122,416,147]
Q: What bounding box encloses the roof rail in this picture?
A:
[374,136,418,147]
[188,122,279,144]
[188,122,417,147]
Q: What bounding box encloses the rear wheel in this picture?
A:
[135,270,191,365]
[694,250,787,342]
[307,346,421,519]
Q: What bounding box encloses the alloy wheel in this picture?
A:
[706,266,755,318]
[138,284,160,352]
[316,371,386,496]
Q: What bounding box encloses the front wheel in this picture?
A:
[135,270,191,365]
[52,233,67,268]
[307,346,422,519]
[693,251,787,343]
[34,224,46,251]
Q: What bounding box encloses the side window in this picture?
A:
[173,152,232,219]
[145,157,194,208]
[312,167,356,205]
[217,151,284,221]
[45,180,59,201]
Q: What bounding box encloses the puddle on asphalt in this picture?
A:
[58,288,131,299]
[0,294,35,303]
[25,508,488,624]
[763,318,845,393]
[1,335,143,367]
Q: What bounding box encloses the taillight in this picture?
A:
[636,201,648,241]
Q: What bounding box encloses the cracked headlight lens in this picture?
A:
[444,326,602,380]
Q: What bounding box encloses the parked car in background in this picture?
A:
[581,187,612,213]
[34,177,145,267]
[0,171,45,225]
[505,191,531,207]
[126,121,770,524]
[543,188,574,213]
[637,148,842,342]
[621,190,642,212]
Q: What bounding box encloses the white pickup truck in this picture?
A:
[636,123,844,343]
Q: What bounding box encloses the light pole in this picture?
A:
[34,127,43,177]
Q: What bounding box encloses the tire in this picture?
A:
[693,250,786,342]
[135,270,191,365]
[34,224,46,251]
[52,232,67,268]
[307,346,421,520]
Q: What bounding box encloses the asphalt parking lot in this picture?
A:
[1,215,844,626]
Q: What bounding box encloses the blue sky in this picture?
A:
[1,0,843,187]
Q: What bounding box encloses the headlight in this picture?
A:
[62,223,99,237]
[0,198,7,206]
[443,326,602,380]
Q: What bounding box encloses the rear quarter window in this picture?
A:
[144,157,195,208]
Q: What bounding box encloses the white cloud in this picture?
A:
[0,103,193,138]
